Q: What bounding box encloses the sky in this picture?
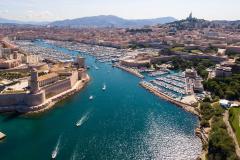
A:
[0,0,239,22]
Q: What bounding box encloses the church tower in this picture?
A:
[189,12,193,19]
[187,12,193,21]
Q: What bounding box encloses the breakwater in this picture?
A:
[113,64,144,78]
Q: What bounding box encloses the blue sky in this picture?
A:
[0,0,239,21]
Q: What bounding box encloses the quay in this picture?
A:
[139,81,200,116]
[0,132,6,140]
[114,64,144,79]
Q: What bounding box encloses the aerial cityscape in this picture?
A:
[0,0,240,160]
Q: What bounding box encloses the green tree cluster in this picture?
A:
[199,101,238,159]
[203,74,240,100]
[208,116,238,160]
[171,58,215,79]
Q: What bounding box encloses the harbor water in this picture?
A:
[0,41,201,160]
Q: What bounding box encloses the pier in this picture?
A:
[114,64,144,79]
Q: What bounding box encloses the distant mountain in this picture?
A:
[49,15,178,28]
[0,17,22,24]
[0,17,49,25]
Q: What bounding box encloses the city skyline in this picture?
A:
[0,0,240,22]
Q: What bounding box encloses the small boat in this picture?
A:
[52,150,57,159]
[76,112,90,127]
[89,96,93,100]
[51,135,61,159]
[102,84,106,91]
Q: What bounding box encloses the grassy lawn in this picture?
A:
[191,49,203,54]
[229,107,240,145]
[170,47,184,52]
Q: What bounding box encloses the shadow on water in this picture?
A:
[1,112,23,122]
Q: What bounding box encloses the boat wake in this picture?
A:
[51,135,62,159]
[70,145,79,160]
[76,111,91,127]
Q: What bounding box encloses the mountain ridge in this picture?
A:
[49,15,178,28]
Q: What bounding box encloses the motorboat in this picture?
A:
[102,84,106,91]
[89,95,93,100]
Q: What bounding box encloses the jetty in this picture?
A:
[139,81,200,116]
[0,132,6,140]
[114,64,144,79]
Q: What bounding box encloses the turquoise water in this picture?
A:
[0,41,201,160]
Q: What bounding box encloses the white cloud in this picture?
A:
[25,10,55,21]
[0,9,9,17]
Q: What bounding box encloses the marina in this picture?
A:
[0,40,201,160]
[139,81,200,116]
